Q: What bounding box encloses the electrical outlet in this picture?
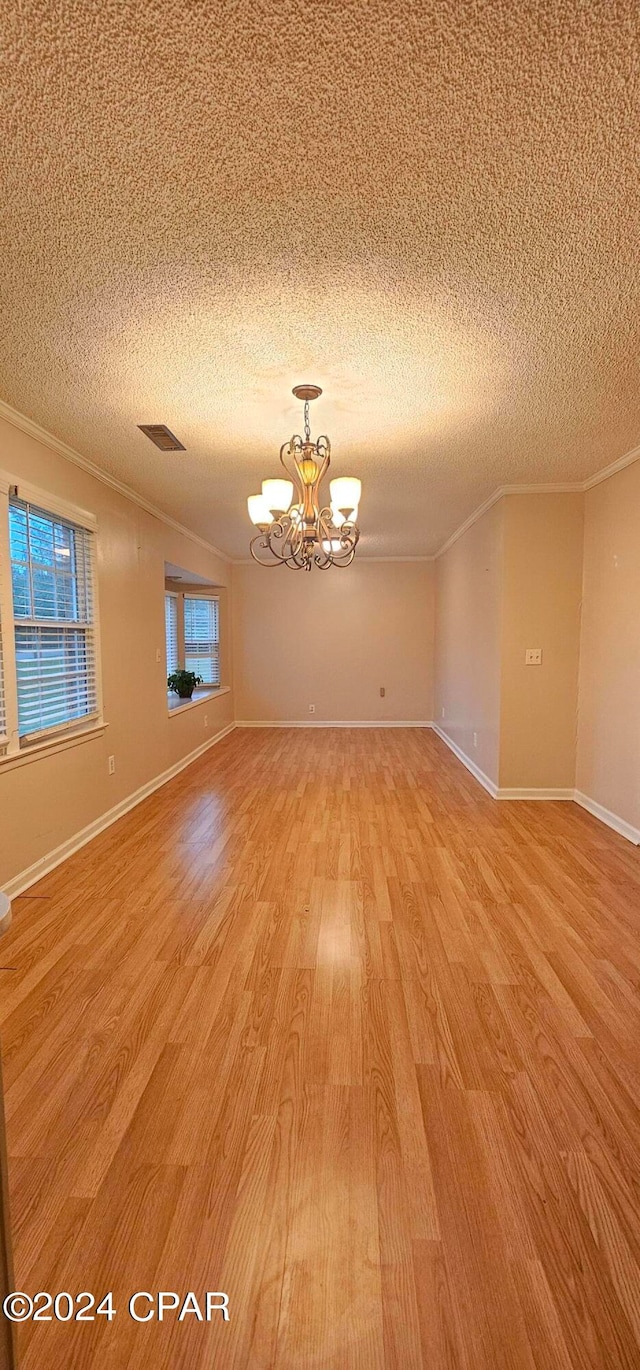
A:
[525,648,542,665]
[204,715,208,727]
[441,707,445,718]
[308,704,315,714]
[108,755,116,775]
[155,647,161,664]
[473,731,478,748]
[380,686,385,698]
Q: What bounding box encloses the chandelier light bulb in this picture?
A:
[262,478,294,515]
[329,477,361,517]
[247,493,272,526]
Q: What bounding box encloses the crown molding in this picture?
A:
[435,482,583,559]
[0,397,231,564]
[434,443,640,559]
[582,441,640,490]
[434,487,505,560]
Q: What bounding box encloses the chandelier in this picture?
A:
[247,384,361,570]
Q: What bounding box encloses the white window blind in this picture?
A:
[165,592,178,675]
[9,498,98,740]
[184,596,219,685]
[0,611,6,749]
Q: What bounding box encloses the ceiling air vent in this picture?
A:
[138,423,185,451]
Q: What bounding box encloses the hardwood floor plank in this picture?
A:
[385,984,440,1241]
[417,1072,537,1370]
[412,1239,469,1370]
[563,1149,640,1343]
[509,1256,575,1370]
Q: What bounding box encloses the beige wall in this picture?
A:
[434,501,504,784]
[499,493,583,789]
[576,461,640,831]
[0,415,233,891]
[232,560,434,722]
[434,492,584,793]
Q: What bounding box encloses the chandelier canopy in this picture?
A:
[247,385,361,570]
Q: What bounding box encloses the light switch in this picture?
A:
[525,648,542,665]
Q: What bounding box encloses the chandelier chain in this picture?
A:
[304,399,311,442]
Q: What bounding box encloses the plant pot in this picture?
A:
[177,690,194,700]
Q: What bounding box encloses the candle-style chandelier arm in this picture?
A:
[314,507,359,568]
[249,514,304,568]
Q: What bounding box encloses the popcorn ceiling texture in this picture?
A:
[0,0,639,557]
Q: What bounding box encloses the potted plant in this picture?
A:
[168,668,202,700]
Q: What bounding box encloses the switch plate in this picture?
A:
[309,704,315,714]
[473,731,478,748]
[525,648,542,665]
[155,647,162,664]
[108,755,116,775]
[380,686,385,698]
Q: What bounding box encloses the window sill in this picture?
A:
[167,685,231,716]
[0,720,108,773]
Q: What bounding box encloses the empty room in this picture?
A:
[0,1,639,1367]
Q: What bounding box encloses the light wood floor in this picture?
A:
[2,727,640,1369]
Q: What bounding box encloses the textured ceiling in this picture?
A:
[1,1,639,558]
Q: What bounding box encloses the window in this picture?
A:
[164,588,222,704]
[0,614,6,750]
[183,596,220,685]
[2,494,99,745]
[165,592,178,675]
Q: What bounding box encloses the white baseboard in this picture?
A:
[2,721,237,900]
[433,726,639,844]
[431,724,499,798]
[235,720,434,728]
[496,787,575,801]
[574,791,640,845]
